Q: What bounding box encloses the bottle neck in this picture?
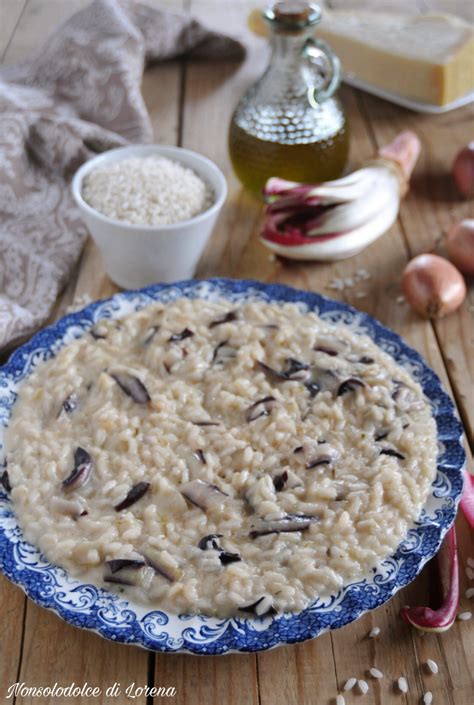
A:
[263,28,315,98]
[269,29,313,65]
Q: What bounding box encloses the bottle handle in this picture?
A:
[302,37,341,104]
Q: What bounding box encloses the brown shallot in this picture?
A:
[402,254,466,318]
[445,219,474,277]
[452,142,474,198]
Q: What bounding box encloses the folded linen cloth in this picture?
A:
[0,0,243,351]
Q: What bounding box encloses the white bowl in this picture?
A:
[72,145,227,288]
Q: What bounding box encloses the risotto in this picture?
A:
[4,298,437,617]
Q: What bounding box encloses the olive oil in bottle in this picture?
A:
[229,115,348,195]
[228,2,349,195]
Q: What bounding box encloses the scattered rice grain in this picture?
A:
[397,676,408,693]
[369,667,383,679]
[357,679,369,694]
[355,268,371,280]
[336,695,345,705]
[328,278,345,291]
[343,677,357,691]
[457,611,472,621]
[423,692,433,705]
[426,658,438,674]
[466,567,474,580]
[465,587,474,599]
[369,626,380,637]
[467,557,474,568]
[327,273,370,292]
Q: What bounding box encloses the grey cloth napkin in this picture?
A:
[0,0,243,351]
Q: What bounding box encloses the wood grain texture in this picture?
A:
[0,1,473,704]
[17,602,149,705]
[154,654,258,705]
[0,0,26,59]
[2,0,88,63]
[0,576,25,700]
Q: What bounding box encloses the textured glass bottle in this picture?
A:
[229,2,349,195]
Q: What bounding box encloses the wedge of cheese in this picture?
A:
[318,11,474,106]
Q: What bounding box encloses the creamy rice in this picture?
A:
[5,298,437,617]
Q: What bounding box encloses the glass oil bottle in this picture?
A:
[228,2,349,195]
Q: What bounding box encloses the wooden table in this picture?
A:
[1,2,473,704]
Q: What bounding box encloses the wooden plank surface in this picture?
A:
[1,0,86,64]
[0,0,26,59]
[0,1,473,704]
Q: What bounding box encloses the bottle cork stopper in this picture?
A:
[273,2,311,23]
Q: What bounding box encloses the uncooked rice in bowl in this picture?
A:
[81,155,214,225]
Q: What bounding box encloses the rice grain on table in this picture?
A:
[369,667,383,679]
[426,658,438,674]
[369,626,380,637]
[336,695,345,705]
[397,676,408,693]
[457,611,472,621]
[82,156,213,225]
[357,679,369,694]
[423,692,433,705]
[343,678,357,691]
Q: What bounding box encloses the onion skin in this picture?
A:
[452,143,474,198]
[400,525,459,632]
[445,219,474,277]
[402,254,466,318]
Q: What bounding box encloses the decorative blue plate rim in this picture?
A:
[0,278,465,655]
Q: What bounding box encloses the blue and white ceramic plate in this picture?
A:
[0,279,465,654]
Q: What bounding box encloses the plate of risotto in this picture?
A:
[0,279,465,654]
